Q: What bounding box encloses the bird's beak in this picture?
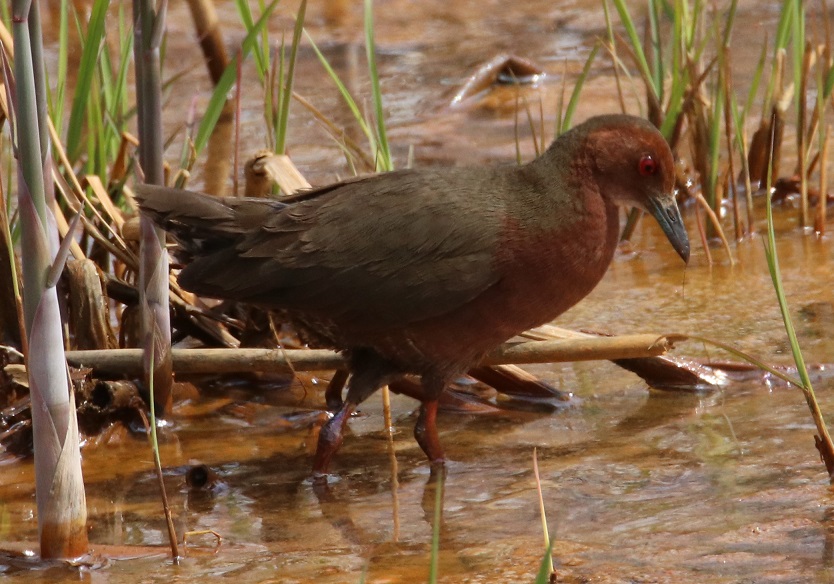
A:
[647,195,690,264]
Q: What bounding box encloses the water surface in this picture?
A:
[3,1,834,582]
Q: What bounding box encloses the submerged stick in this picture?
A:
[65,334,673,376]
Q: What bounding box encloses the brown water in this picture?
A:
[4,0,834,582]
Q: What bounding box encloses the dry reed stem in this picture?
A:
[65,334,675,376]
[693,197,713,265]
[50,199,85,261]
[816,125,830,234]
[694,193,735,264]
[291,91,376,170]
[47,120,135,262]
[84,175,125,230]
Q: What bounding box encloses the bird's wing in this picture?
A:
[157,170,506,327]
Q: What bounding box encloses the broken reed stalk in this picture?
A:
[65,334,673,376]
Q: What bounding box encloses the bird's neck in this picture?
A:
[493,159,619,311]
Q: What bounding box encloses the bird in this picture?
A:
[134,114,689,478]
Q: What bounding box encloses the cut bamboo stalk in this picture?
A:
[64,334,673,376]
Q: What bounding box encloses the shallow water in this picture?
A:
[4,0,834,582]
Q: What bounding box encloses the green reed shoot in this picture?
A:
[234,0,271,84]
[763,124,834,479]
[234,0,305,155]
[533,540,557,584]
[557,43,599,136]
[65,0,109,164]
[306,32,378,168]
[275,0,306,154]
[193,0,279,155]
[47,0,69,128]
[610,0,655,99]
[8,0,88,557]
[364,0,391,171]
[305,0,394,172]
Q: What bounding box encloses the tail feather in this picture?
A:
[133,184,286,260]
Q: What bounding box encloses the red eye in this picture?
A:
[638,154,657,176]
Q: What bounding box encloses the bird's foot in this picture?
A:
[312,404,353,478]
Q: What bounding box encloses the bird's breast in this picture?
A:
[491,197,620,329]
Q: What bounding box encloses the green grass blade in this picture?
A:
[610,0,657,99]
[66,0,109,163]
[647,0,662,100]
[721,0,739,47]
[560,43,599,134]
[305,30,377,157]
[773,0,793,52]
[824,60,834,99]
[533,540,557,584]
[364,0,391,171]
[764,180,812,390]
[275,0,306,154]
[743,36,768,120]
[48,0,69,126]
[111,10,135,129]
[193,0,280,154]
[233,0,269,82]
[659,50,687,140]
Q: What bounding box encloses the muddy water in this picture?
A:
[4,0,834,582]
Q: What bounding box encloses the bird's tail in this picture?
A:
[133,184,286,261]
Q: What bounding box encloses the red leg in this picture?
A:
[324,369,349,411]
[414,399,445,464]
[312,350,399,479]
[312,403,354,479]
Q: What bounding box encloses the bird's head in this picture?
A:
[577,115,690,264]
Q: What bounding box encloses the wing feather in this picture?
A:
[139,169,507,327]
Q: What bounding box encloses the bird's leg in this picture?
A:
[312,351,398,480]
[324,369,349,411]
[414,375,449,465]
[312,402,354,479]
[414,400,445,463]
